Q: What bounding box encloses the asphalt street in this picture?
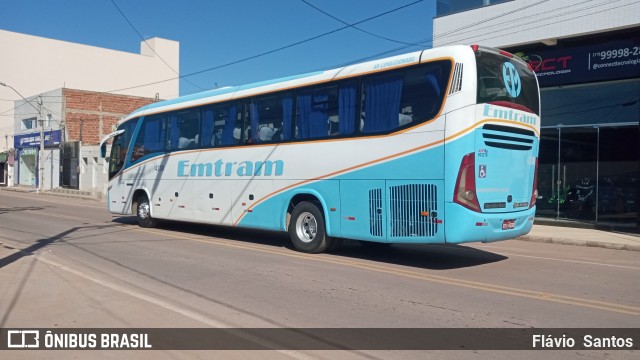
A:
[0,191,638,359]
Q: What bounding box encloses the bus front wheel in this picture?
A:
[136,194,158,228]
[289,201,333,253]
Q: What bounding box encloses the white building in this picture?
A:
[434,0,640,231]
[0,29,179,154]
[0,29,179,189]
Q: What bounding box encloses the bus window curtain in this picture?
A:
[221,105,238,146]
[425,73,441,98]
[144,118,164,152]
[297,91,328,139]
[250,102,260,143]
[202,109,215,147]
[363,76,403,133]
[421,73,442,120]
[282,95,293,141]
[169,116,180,149]
[338,82,356,135]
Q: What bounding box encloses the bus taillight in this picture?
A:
[499,49,514,58]
[530,158,539,208]
[454,152,481,212]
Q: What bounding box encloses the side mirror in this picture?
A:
[99,129,125,158]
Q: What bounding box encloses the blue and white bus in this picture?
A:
[100,45,540,253]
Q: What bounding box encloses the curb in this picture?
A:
[1,187,105,202]
[517,235,640,252]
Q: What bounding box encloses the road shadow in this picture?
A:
[113,216,507,270]
[332,241,508,270]
[0,206,47,215]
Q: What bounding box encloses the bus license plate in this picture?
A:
[502,219,515,230]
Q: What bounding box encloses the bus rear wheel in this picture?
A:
[289,201,333,253]
[136,194,157,228]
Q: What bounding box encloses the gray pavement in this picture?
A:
[2,186,639,252]
[517,224,640,252]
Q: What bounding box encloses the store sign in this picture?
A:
[14,130,62,148]
[513,37,640,87]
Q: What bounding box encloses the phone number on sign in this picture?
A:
[593,47,640,60]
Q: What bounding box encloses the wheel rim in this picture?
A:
[295,211,317,243]
[138,199,150,220]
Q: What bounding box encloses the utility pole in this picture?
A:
[37,96,44,193]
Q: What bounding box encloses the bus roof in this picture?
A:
[123,45,472,124]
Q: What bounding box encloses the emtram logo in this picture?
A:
[177,159,285,177]
[502,62,521,97]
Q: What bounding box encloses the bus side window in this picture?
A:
[401,71,442,124]
[170,110,201,150]
[131,115,167,163]
[250,92,293,144]
[201,109,216,147]
[218,104,241,146]
[295,83,355,140]
[361,74,404,134]
[336,81,357,136]
[360,63,450,134]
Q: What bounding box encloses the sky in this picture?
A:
[0,0,437,97]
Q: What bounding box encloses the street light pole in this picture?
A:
[37,96,44,193]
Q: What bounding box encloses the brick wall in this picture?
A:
[63,88,158,145]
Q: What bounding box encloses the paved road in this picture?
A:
[0,191,638,359]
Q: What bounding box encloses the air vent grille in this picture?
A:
[389,184,438,238]
[449,63,463,95]
[369,188,383,237]
[482,124,535,151]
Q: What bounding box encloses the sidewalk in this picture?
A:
[518,224,640,252]
[0,185,105,202]
[2,186,639,252]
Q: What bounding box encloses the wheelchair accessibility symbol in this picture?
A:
[479,165,487,178]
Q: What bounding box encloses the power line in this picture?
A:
[108,0,552,93]
[2,0,562,103]
[436,0,621,45]
[448,0,640,45]
[299,0,423,46]
[434,0,596,42]
[109,0,207,91]
[105,0,426,93]
[433,0,551,40]
[0,82,41,114]
[320,0,631,70]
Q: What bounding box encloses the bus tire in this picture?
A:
[289,201,332,253]
[136,193,157,228]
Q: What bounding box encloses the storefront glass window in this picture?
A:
[537,80,639,229]
[597,127,639,225]
[541,80,640,127]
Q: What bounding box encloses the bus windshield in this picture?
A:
[108,118,138,179]
[475,49,540,115]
